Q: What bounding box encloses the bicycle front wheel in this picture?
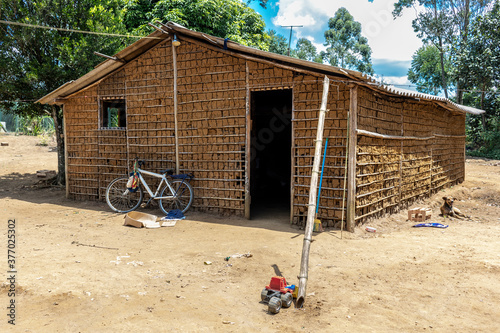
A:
[105,177,144,213]
[159,179,194,215]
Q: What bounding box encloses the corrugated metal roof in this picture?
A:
[376,85,484,115]
[37,22,485,115]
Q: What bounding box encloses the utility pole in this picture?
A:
[281,25,303,56]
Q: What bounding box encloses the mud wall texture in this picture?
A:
[63,38,464,227]
[355,87,465,224]
[291,77,349,227]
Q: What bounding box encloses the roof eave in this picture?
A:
[37,30,168,105]
[163,22,366,81]
[37,21,486,116]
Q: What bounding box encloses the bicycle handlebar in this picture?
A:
[133,158,176,171]
[133,157,146,167]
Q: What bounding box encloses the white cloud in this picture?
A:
[302,35,326,53]
[273,0,422,61]
[372,74,416,91]
[272,0,318,26]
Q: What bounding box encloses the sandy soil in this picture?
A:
[1,133,499,332]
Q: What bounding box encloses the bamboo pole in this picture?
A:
[172,39,180,174]
[296,75,329,309]
[356,129,434,141]
[346,85,358,232]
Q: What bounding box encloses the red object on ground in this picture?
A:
[266,276,292,294]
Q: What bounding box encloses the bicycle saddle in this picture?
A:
[160,168,174,175]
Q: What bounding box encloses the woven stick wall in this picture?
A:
[64,87,100,199]
[122,41,175,190]
[65,40,176,201]
[355,87,466,224]
[97,69,127,198]
[176,41,247,215]
[63,36,465,227]
[291,76,349,228]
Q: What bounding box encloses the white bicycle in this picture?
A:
[105,158,194,214]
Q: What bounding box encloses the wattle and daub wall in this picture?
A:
[355,88,465,223]
[63,38,465,227]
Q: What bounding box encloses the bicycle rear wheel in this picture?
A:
[106,177,144,213]
[159,179,194,214]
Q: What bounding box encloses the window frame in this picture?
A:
[99,98,127,130]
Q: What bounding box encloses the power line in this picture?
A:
[0,99,38,103]
[457,88,500,94]
[0,20,158,39]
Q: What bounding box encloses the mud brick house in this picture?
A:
[38,22,483,230]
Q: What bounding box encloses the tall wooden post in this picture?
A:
[400,101,404,206]
[296,76,329,308]
[63,105,69,198]
[172,39,180,174]
[346,85,358,232]
[244,61,251,219]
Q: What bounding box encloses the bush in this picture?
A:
[467,118,500,160]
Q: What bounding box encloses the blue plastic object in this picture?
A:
[164,209,185,220]
[413,223,448,228]
[316,138,328,214]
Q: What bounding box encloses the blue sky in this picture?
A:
[248,0,423,88]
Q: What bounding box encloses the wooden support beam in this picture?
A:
[63,105,69,199]
[172,39,180,174]
[346,85,358,232]
[93,51,125,63]
[400,101,404,209]
[290,83,296,224]
[244,61,251,219]
[148,22,169,34]
[125,74,130,178]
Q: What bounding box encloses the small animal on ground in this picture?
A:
[440,196,468,219]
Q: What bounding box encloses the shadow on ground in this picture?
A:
[0,172,309,235]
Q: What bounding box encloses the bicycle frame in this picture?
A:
[136,168,177,200]
[106,159,194,214]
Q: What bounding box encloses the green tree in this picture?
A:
[408,44,451,95]
[0,0,130,184]
[393,0,492,100]
[246,0,268,8]
[292,38,322,63]
[267,30,288,55]
[123,0,269,50]
[323,7,374,74]
[394,0,499,157]
[456,1,500,152]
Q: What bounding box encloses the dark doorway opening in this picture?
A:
[250,89,292,218]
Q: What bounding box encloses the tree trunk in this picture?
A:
[438,36,448,99]
[480,82,487,132]
[456,82,463,105]
[457,0,471,105]
[51,105,65,185]
[433,1,448,98]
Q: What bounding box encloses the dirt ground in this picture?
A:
[1,133,499,332]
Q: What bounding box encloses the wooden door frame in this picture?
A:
[244,82,294,220]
